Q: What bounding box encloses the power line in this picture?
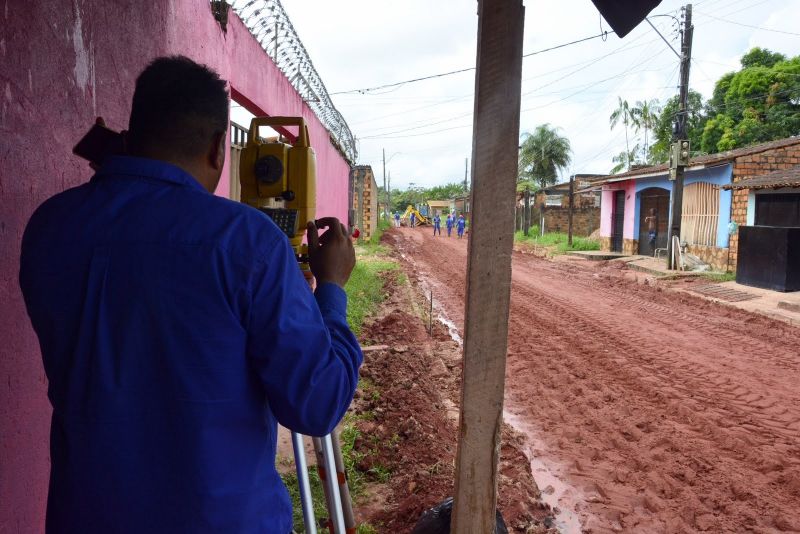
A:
[359,29,672,138]
[330,31,615,95]
[350,30,661,128]
[695,10,800,36]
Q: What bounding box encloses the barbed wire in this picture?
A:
[227,0,358,163]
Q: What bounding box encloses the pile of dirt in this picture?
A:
[351,270,556,533]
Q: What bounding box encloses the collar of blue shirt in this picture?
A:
[93,155,208,193]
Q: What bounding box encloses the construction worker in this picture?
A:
[19,56,362,534]
[433,213,441,236]
[457,214,466,238]
[394,210,401,228]
[410,211,416,228]
[446,214,454,237]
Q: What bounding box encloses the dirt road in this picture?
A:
[384,227,800,533]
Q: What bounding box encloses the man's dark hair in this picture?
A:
[128,56,228,158]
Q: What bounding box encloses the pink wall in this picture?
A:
[599,181,636,239]
[0,1,350,531]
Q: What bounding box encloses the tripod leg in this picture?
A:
[291,432,317,534]
[312,436,347,533]
[329,429,357,532]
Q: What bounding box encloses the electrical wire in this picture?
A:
[694,11,800,36]
[350,30,661,129]
[358,27,672,138]
[330,31,615,95]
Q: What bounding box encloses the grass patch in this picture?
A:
[514,227,541,243]
[699,271,736,283]
[358,219,392,255]
[514,230,601,253]
[283,465,327,531]
[345,259,397,335]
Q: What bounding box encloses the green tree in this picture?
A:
[609,97,636,170]
[651,90,706,162]
[518,124,572,189]
[425,182,466,200]
[631,99,661,163]
[610,144,640,174]
[700,49,800,153]
[740,47,786,69]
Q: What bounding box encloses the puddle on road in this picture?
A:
[503,411,584,534]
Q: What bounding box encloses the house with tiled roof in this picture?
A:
[584,137,800,271]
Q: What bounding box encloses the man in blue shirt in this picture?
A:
[19,56,362,533]
[433,213,441,236]
[457,214,467,238]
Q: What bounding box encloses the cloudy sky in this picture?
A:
[275,0,799,190]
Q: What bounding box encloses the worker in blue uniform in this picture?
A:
[433,213,441,236]
[410,211,416,228]
[446,214,454,237]
[19,56,362,534]
[457,214,466,238]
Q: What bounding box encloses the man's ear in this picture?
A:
[209,131,226,171]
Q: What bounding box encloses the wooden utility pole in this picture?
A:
[523,186,531,236]
[451,0,524,532]
[667,4,693,269]
[568,175,575,246]
[464,157,469,192]
[382,148,387,220]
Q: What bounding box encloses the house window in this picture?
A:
[681,182,719,246]
[755,193,800,227]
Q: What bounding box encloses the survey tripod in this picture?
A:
[239,116,356,533]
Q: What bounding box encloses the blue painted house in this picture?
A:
[588,137,800,271]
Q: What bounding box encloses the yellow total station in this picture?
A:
[239,116,316,258]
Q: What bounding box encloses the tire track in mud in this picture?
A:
[384,228,800,533]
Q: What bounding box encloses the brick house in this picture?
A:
[589,137,800,271]
[515,175,602,236]
[534,176,602,236]
[350,165,379,240]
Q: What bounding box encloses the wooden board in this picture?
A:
[451,1,525,532]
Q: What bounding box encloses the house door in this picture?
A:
[611,190,625,252]
[638,187,670,256]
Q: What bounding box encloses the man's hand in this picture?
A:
[307,217,355,289]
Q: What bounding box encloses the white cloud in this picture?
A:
[278,0,797,188]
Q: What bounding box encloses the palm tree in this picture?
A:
[609,97,636,171]
[632,99,661,163]
[610,144,640,174]
[518,124,572,190]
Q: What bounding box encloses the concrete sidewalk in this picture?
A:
[623,257,800,326]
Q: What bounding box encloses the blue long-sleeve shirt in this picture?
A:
[19,156,362,534]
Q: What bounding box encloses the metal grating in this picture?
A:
[222,0,357,163]
[686,284,758,303]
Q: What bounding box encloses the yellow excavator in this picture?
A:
[401,204,429,226]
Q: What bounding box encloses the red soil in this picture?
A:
[352,270,555,533]
[384,227,800,533]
